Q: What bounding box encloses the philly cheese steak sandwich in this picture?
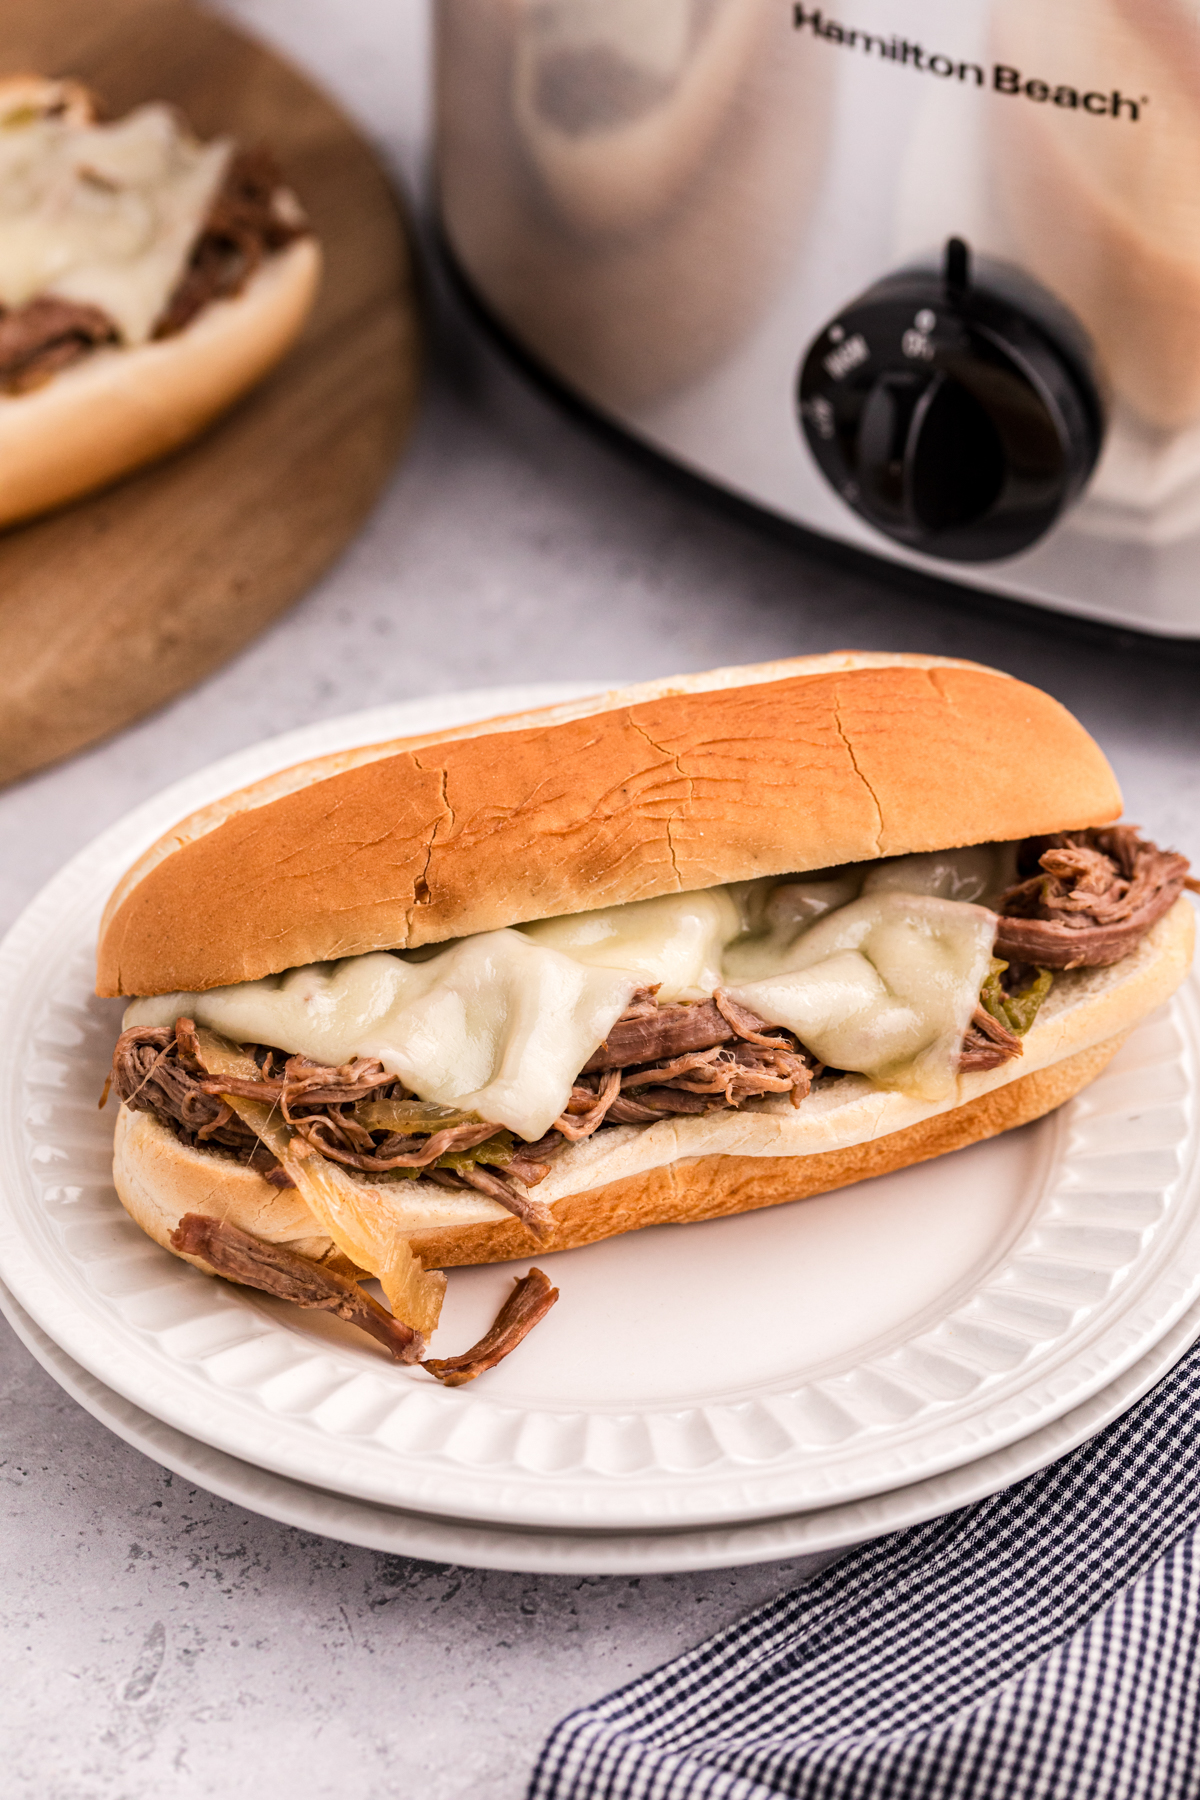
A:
[0,75,319,527]
[99,654,1197,1383]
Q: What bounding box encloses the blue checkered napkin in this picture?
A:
[529,1340,1200,1800]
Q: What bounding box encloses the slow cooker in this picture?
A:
[436,0,1200,639]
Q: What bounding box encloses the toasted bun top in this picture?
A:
[0,75,95,127]
[96,653,1122,997]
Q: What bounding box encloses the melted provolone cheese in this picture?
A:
[520,887,741,1002]
[723,893,998,1101]
[125,847,1011,1134]
[861,842,1018,906]
[0,103,231,344]
[722,872,863,982]
[125,931,640,1144]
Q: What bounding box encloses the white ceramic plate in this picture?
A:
[0,685,1197,1532]
[5,1272,1196,1574]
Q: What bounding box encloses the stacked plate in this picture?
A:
[2,686,1198,1575]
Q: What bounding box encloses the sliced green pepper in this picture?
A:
[354,1098,483,1135]
[980,957,1054,1036]
[435,1130,516,1172]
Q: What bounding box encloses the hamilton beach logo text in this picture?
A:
[793,6,1147,120]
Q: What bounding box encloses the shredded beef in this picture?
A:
[423,1268,559,1387]
[607,1088,713,1122]
[410,1151,553,1238]
[448,1163,553,1237]
[507,1148,559,1187]
[113,989,816,1192]
[582,998,735,1071]
[290,1113,500,1172]
[996,826,1194,969]
[621,1039,811,1099]
[111,1023,272,1165]
[556,1070,622,1141]
[171,1211,424,1361]
[0,295,118,394]
[959,1004,1024,1073]
[154,147,307,338]
[558,993,815,1140]
[172,1212,557,1382]
[112,1022,551,1233]
[714,990,794,1046]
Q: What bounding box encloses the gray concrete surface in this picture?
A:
[2,4,1199,1797]
[3,1346,821,1797]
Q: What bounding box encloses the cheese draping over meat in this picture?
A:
[125,932,643,1143]
[724,894,999,1102]
[520,887,742,1002]
[125,850,1014,1128]
[0,102,231,344]
[860,842,1019,906]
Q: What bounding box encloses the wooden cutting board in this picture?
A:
[0,0,421,786]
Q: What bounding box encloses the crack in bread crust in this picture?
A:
[832,686,884,858]
[97,660,1122,997]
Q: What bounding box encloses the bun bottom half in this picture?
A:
[413,1034,1125,1264]
[110,898,1194,1285]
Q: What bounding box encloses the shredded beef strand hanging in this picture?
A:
[423,1269,559,1387]
[170,1213,557,1382]
[448,1163,555,1239]
[713,989,794,1049]
[170,1212,424,1361]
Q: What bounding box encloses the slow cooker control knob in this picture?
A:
[797,240,1104,563]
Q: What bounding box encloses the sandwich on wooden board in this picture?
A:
[0,75,320,527]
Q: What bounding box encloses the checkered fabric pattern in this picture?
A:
[529,1340,1200,1799]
